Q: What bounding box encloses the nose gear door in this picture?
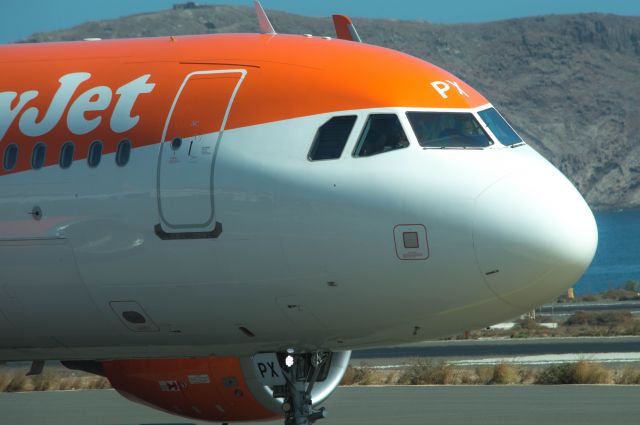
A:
[156,69,246,238]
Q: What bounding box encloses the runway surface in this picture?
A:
[537,301,640,316]
[2,386,640,425]
[353,336,640,365]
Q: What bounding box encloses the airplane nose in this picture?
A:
[473,166,598,309]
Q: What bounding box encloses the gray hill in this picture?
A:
[21,5,640,210]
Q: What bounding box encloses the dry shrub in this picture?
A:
[57,377,76,391]
[5,374,30,392]
[563,311,640,336]
[96,377,112,389]
[517,318,540,330]
[384,371,399,385]
[535,361,611,384]
[602,287,639,301]
[491,363,519,384]
[340,365,378,386]
[536,363,573,384]
[566,311,633,327]
[456,368,480,384]
[519,367,537,384]
[1,368,112,393]
[396,360,454,385]
[627,322,640,335]
[31,371,59,392]
[58,377,76,391]
[77,376,103,390]
[68,377,83,390]
[340,365,356,385]
[353,366,375,385]
[475,366,493,384]
[573,361,611,384]
[581,295,599,302]
[0,371,13,392]
[51,374,110,391]
[616,367,640,384]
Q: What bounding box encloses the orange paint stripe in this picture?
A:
[0,34,487,176]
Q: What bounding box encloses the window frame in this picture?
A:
[3,143,18,171]
[115,139,132,167]
[307,115,357,162]
[352,113,410,158]
[31,142,47,170]
[87,140,103,168]
[59,141,75,169]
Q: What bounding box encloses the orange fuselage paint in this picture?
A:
[103,357,279,422]
[0,34,488,177]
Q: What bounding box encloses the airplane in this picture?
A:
[0,2,597,424]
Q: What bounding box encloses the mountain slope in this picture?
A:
[21,5,640,210]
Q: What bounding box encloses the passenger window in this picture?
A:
[3,144,18,171]
[32,143,46,169]
[59,142,74,169]
[354,114,409,157]
[88,141,102,168]
[406,112,492,148]
[116,139,131,166]
[308,116,357,161]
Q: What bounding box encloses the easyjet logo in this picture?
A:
[0,72,155,141]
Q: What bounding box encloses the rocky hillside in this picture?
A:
[21,5,640,210]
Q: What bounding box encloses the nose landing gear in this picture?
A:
[278,351,330,425]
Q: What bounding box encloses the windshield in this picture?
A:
[477,107,523,146]
[406,112,493,148]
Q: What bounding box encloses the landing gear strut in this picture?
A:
[278,351,330,425]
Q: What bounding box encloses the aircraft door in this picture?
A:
[157,69,246,238]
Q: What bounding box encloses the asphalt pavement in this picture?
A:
[2,386,640,425]
[352,336,640,364]
[537,301,640,316]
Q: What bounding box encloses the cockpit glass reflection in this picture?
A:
[406,112,493,148]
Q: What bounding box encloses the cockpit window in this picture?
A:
[477,107,523,146]
[308,115,357,161]
[354,114,409,157]
[406,112,492,148]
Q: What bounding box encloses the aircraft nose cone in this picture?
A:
[473,167,597,309]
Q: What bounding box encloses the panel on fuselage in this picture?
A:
[0,239,106,345]
[157,70,245,233]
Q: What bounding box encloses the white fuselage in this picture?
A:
[0,104,597,362]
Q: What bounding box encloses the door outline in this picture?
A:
[156,69,247,234]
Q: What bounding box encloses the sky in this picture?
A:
[2,0,640,44]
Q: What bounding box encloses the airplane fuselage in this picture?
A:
[0,33,597,362]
